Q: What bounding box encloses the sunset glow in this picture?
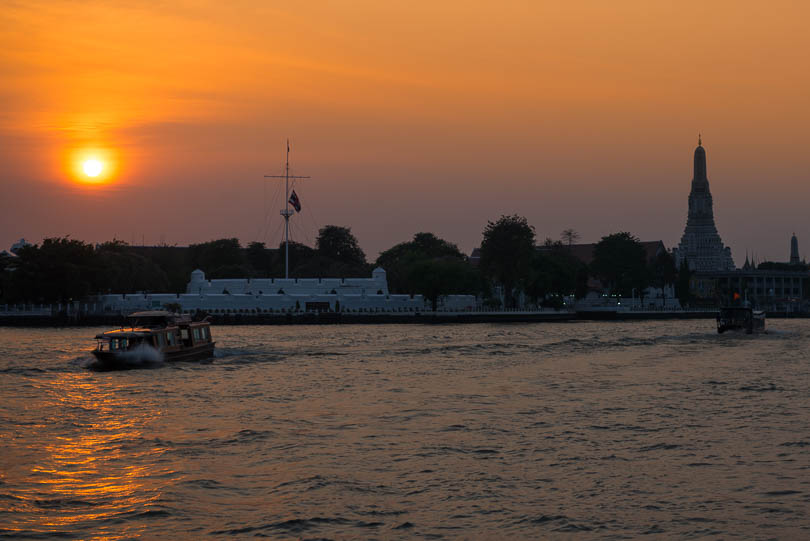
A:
[65,148,118,186]
[1,1,810,259]
[83,160,103,178]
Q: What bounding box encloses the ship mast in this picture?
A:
[264,140,310,279]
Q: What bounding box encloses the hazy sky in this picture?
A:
[2,1,809,263]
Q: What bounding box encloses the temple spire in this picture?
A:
[693,137,707,183]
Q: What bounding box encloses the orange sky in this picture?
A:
[2,1,809,262]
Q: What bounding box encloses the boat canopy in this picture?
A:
[94,329,153,339]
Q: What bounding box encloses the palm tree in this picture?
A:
[560,229,580,249]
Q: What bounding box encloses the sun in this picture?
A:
[65,147,119,185]
[83,159,103,178]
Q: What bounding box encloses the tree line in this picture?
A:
[0,216,690,308]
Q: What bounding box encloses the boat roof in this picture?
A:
[95,328,154,339]
[128,310,173,318]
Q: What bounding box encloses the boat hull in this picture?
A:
[716,309,766,334]
[91,342,216,367]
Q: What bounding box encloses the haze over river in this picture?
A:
[1,321,809,539]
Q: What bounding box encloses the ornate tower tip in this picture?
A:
[698,133,702,146]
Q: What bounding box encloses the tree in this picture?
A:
[97,243,169,293]
[3,237,102,302]
[283,241,317,276]
[560,228,580,248]
[649,250,678,306]
[316,225,366,267]
[376,232,466,293]
[479,215,535,308]
[188,238,246,277]
[526,240,586,307]
[407,257,479,311]
[590,232,648,297]
[676,258,692,308]
[246,241,273,276]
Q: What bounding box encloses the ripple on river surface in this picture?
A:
[0,321,809,538]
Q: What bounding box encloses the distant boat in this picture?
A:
[92,310,215,367]
[716,306,766,334]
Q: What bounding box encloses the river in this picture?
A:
[1,321,808,538]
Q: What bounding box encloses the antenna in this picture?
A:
[264,139,310,279]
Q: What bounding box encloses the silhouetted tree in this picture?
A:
[97,242,169,293]
[316,225,366,266]
[591,232,648,297]
[407,257,479,311]
[649,250,678,306]
[246,241,273,276]
[376,232,467,293]
[188,238,246,277]
[526,239,586,307]
[3,238,101,302]
[560,228,580,248]
[479,215,535,308]
[282,241,317,276]
[676,258,692,308]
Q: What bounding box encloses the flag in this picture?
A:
[733,292,741,300]
[289,190,301,212]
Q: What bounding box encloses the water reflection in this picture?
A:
[3,371,174,539]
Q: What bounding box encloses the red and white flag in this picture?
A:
[288,190,301,212]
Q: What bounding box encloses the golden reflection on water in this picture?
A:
[7,372,174,539]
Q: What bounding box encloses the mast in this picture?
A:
[264,139,310,279]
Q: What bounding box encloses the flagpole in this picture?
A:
[264,140,310,281]
[285,139,290,279]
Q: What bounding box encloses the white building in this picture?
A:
[95,268,477,314]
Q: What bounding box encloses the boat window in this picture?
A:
[193,328,201,341]
[202,327,209,340]
[157,333,166,347]
[167,332,175,346]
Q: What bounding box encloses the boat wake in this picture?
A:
[89,344,165,371]
[117,343,165,364]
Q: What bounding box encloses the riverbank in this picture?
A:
[0,309,756,327]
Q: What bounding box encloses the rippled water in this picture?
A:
[1,321,809,539]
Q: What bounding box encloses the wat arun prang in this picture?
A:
[672,137,736,272]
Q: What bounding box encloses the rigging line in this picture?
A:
[260,174,281,243]
[303,194,322,243]
[289,216,313,248]
[255,176,266,242]
[261,176,285,243]
[269,215,285,248]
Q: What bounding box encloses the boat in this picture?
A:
[716,306,766,334]
[92,310,215,366]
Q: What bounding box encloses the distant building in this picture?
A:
[10,238,31,255]
[672,138,735,272]
[691,232,810,309]
[95,268,477,313]
[790,233,801,265]
[690,268,809,309]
